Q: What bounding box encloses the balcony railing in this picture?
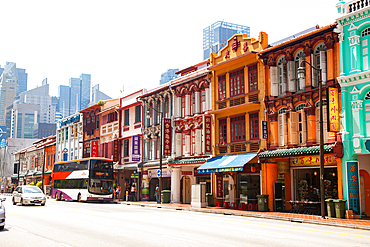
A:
[347,0,370,13]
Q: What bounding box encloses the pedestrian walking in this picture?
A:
[155,184,159,203]
[116,186,121,200]
[131,183,136,201]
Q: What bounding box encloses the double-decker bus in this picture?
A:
[52,157,114,202]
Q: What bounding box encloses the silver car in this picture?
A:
[0,197,5,230]
[12,185,46,206]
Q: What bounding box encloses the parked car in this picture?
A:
[0,197,5,230]
[12,185,46,206]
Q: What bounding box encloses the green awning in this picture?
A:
[258,144,334,159]
[168,158,208,165]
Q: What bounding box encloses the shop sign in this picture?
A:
[163,119,172,156]
[59,114,80,128]
[148,168,171,178]
[203,115,212,154]
[132,136,141,161]
[277,162,290,173]
[131,171,139,179]
[327,87,340,132]
[182,171,192,176]
[113,140,119,162]
[290,153,336,167]
[261,121,268,139]
[346,161,360,213]
[91,140,98,157]
[216,175,223,198]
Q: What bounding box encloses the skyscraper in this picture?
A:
[58,85,71,118]
[80,73,91,111]
[91,84,111,105]
[203,21,250,60]
[160,69,179,85]
[0,62,28,127]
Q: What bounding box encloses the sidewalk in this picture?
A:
[114,200,370,230]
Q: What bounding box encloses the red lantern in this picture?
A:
[251,164,256,173]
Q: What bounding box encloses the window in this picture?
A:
[200,88,206,113]
[156,138,160,159]
[294,50,305,91]
[135,105,141,123]
[149,139,153,160]
[191,131,195,156]
[278,107,287,147]
[249,112,259,140]
[124,109,129,126]
[218,74,226,100]
[277,57,287,95]
[66,127,69,141]
[156,102,161,124]
[191,93,196,115]
[124,139,129,157]
[230,115,245,142]
[248,64,258,92]
[95,109,100,129]
[315,100,329,144]
[147,103,153,126]
[362,28,370,71]
[164,97,170,118]
[296,104,307,145]
[230,69,244,97]
[313,43,327,86]
[219,119,227,144]
[181,94,186,118]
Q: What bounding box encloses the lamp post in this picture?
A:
[297,61,325,219]
[146,106,163,204]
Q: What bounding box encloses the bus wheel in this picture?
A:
[77,193,81,202]
[55,193,59,201]
[59,193,63,201]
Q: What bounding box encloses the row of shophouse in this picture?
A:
[5,1,370,217]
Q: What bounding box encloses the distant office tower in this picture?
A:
[58,74,91,117]
[0,62,28,127]
[203,21,250,60]
[11,78,56,139]
[160,69,179,85]
[91,84,111,105]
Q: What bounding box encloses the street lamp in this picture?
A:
[146,106,163,204]
[297,61,325,219]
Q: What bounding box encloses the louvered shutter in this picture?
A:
[278,114,283,146]
[299,57,306,90]
[301,109,307,144]
[270,66,278,96]
[283,113,288,146]
[320,51,327,85]
[312,54,318,87]
[282,64,287,93]
[175,133,182,157]
[290,111,298,145]
[195,129,202,155]
[288,61,296,92]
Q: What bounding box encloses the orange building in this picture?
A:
[258,25,343,212]
[198,32,268,209]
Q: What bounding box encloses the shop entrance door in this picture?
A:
[149,178,158,201]
[223,175,235,202]
[182,176,191,204]
[360,175,366,215]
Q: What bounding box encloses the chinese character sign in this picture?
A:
[163,119,172,156]
[132,136,141,161]
[261,121,268,139]
[113,140,119,162]
[347,161,360,214]
[91,140,98,157]
[290,154,336,167]
[327,87,340,132]
[203,115,212,154]
[216,175,223,198]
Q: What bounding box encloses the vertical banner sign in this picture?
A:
[113,140,119,162]
[203,115,212,154]
[91,140,98,157]
[346,161,360,214]
[261,121,268,139]
[216,174,223,198]
[132,136,141,161]
[327,87,340,132]
[163,118,172,156]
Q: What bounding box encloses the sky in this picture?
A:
[0,0,341,100]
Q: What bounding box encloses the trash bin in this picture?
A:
[161,190,171,203]
[206,193,213,206]
[325,199,335,217]
[333,199,346,218]
[257,195,269,212]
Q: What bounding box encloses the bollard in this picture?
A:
[126,191,129,202]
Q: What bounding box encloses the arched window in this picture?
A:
[313,43,327,86]
[362,28,370,71]
[294,50,306,91]
[277,56,287,95]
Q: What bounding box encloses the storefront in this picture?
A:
[144,167,171,201]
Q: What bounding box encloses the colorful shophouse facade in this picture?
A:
[198,32,268,208]
[336,1,370,216]
[138,84,174,201]
[167,60,212,204]
[258,24,343,211]
[80,104,101,159]
[117,90,145,200]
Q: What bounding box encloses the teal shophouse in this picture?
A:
[337,0,370,217]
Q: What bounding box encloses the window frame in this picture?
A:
[218,74,226,100]
[124,109,129,126]
[230,115,246,143]
[123,139,129,157]
[135,105,141,123]
[248,64,258,92]
[219,118,227,144]
[229,68,245,97]
[249,112,259,140]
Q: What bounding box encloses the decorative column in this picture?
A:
[171,167,181,203]
[204,82,210,112]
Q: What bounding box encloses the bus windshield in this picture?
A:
[89,179,113,195]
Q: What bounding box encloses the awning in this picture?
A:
[197,153,257,173]
[258,144,334,159]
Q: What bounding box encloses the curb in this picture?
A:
[117,201,370,231]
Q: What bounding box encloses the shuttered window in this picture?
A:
[230,115,245,142]
[218,74,226,100]
[248,64,258,92]
[249,112,259,140]
[219,119,227,144]
[230,69,244,97]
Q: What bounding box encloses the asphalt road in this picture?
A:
[1,195,370,247]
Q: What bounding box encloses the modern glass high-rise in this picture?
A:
[58,85,71,118]
[91,84,111,105]
[160,69,179,85]
[80,74,91,111]
[203,21,250,60]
